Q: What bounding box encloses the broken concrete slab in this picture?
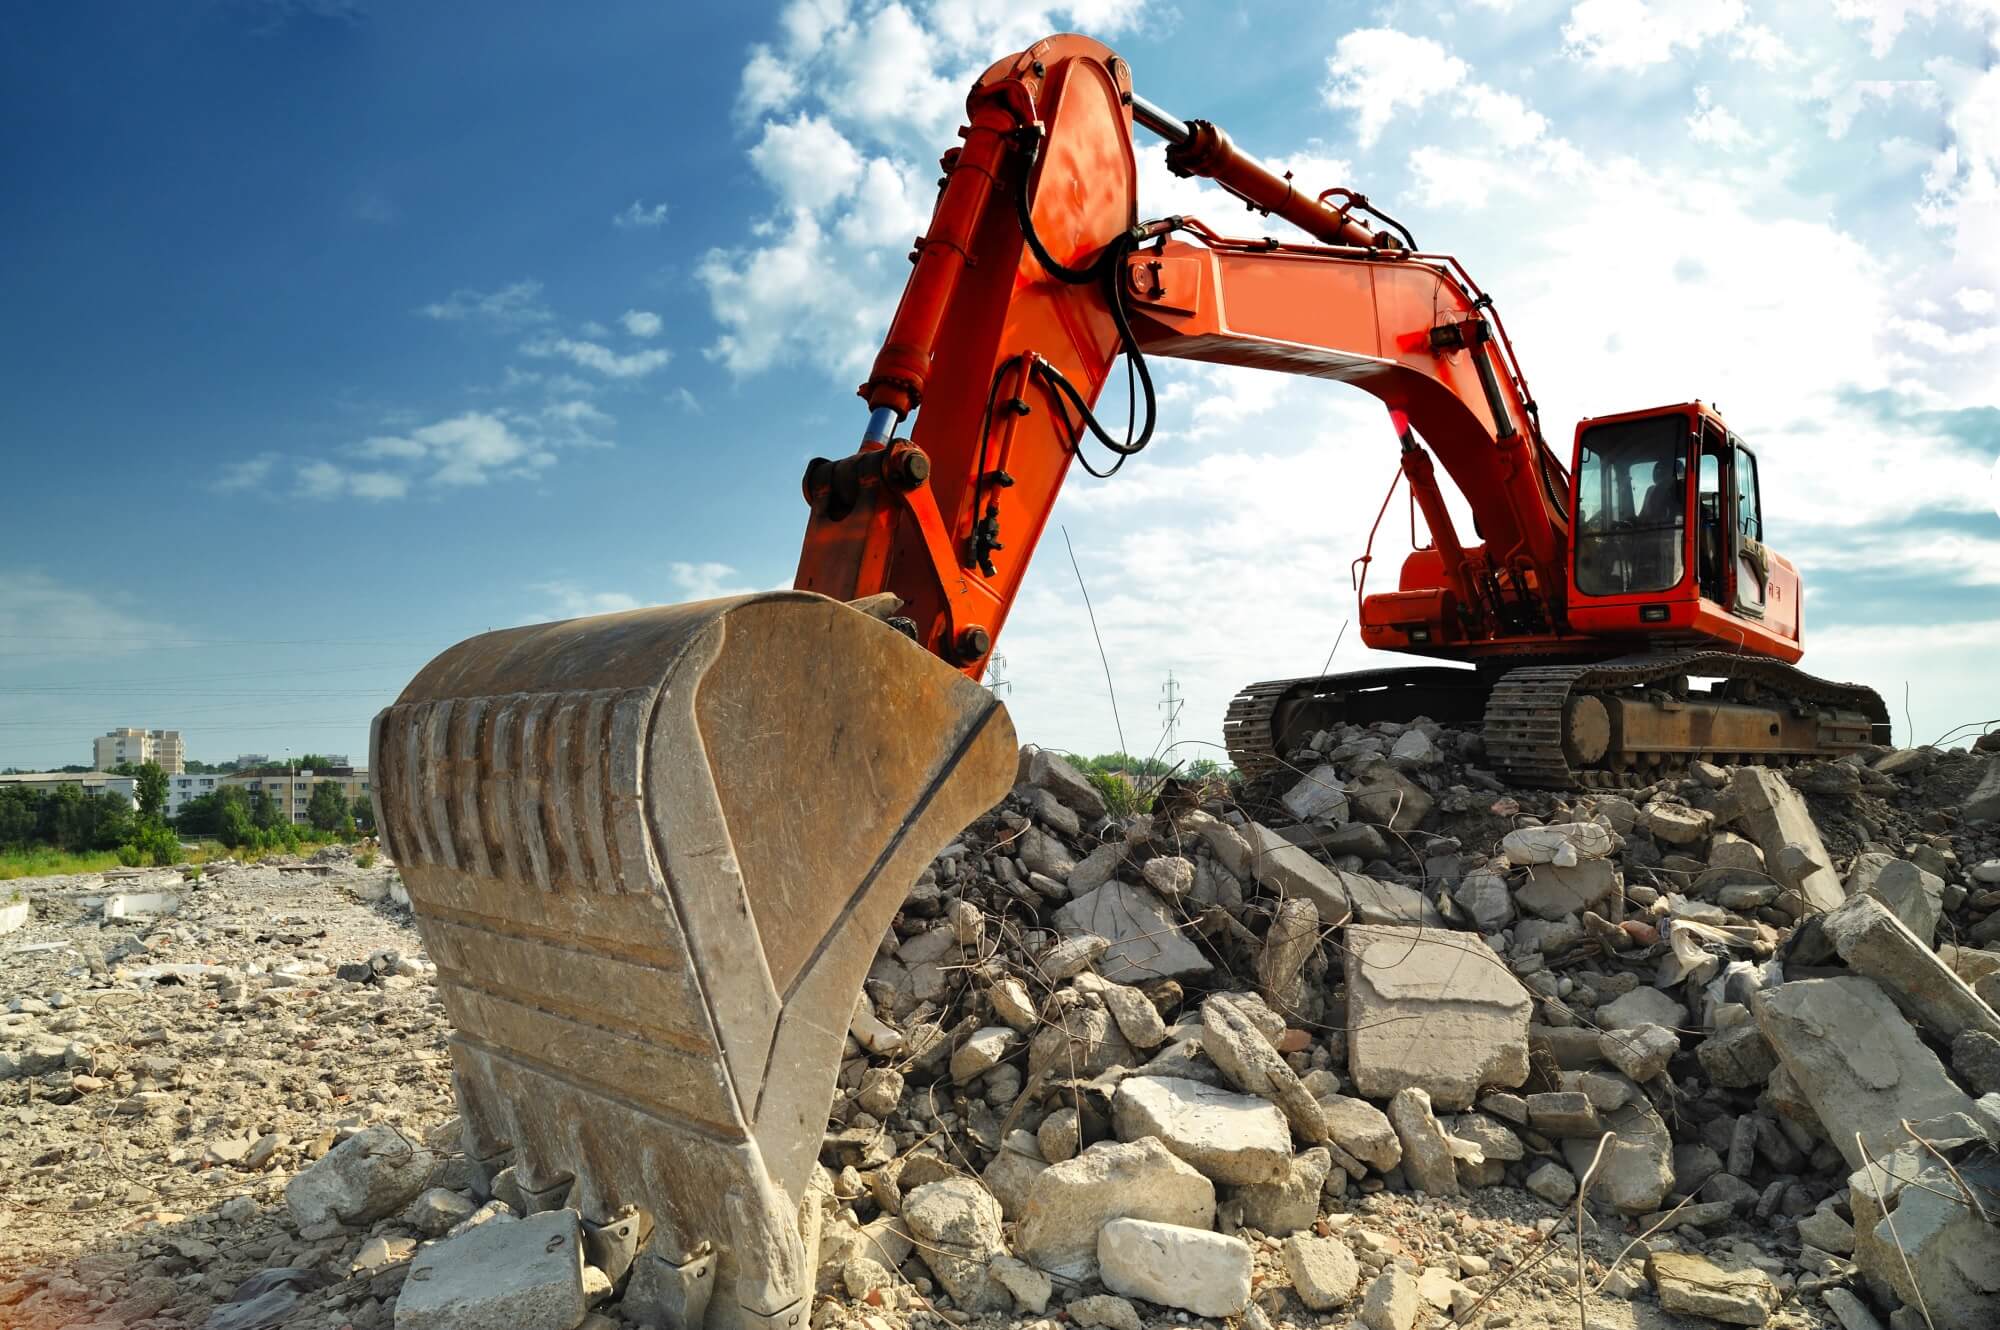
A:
[1564,1099,1674,1215]
[1054,880,1211,984]
[1514,858,1619,921]
[1231,1147,1330,1235]
[1854,858,1946,943]
[1963,756,2000,823]
[1721,767,1844,916]
[1501,822,1614,866]
[1344,924,1531,1110]
[1018,745,1108,821]
[1309,1086,1402,1172]
[394,1207,586,1330]
[1097,1218,1251,1319]
[286,1124,433,1239]
[1596,984,1686,1031]
[1239,821,1353,925]
[1850,1148,2000,1330]
[1110,1075,1292,1185]
[1283,1233,1360,1310]
[1200,994,1327,1143]
[1821,893,2000,1045]
[1014,1137,1215,1281]
[1752,976,1978,1169]
[1386,1087,1459,1196]
[1646,1251,1780,1326]
[1280,764,1350,823]
[903,1178,1012,1312]
[1339,869,1443,927]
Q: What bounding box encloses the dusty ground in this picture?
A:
[0,854,1844,1330]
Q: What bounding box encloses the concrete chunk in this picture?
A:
[1281,764,1349,823]
[1646,1251,1779,1326]
[287,1124,434,1238]
[1515,858,1618,921]
[1018,746,1107,821]
[1240,822,1353,925]
[1054,880,1211,984]
[1386,1087,1458,1196]
[1822,894,2000,1045]
[1283,1233,1360,1310]
[1015,1137,1215,1281]
[1752,976,1977,1169]
[1110,1075,1292,1185]
[1097,1218,1251,1318]
[1344,924,1531,1109]
[1722,768,1843,916]
[394,1208,586,1330]
[903,1178,1011,1311]
[1231,1147,1330,1235]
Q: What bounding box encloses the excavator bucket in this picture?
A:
[369,591,1017,1330]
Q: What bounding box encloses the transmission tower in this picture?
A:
[1158,670,1182,757]
[983,653,1012,699]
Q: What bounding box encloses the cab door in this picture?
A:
[1728,437,1767,618]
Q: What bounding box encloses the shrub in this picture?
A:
[355,849,377,869]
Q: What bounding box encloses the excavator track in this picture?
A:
[1481,650,1889,788]
[1228,652,1888,789]
[1224,666,1496,779]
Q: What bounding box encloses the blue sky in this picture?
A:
[2,0,1996,772]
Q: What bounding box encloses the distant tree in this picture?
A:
[296,754,341,771]
[182,759,223,774]
[307,782,348,832]
[250,790,284,830]
[109,762,141,777]
[57,764,94,774]
[350,797,375,835]
[0,788,38,848]
[127,819,181,867]
[135,762,168,818]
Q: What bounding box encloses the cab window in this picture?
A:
[1734,442,1763,544]
[1573,415,1688,596]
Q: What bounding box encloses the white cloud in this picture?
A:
[418,279,551,327]
[0,571,180,666]
[620,309,663,337]
[1323,29,1471,150]
[351,411,551,489]
[613,200,669,229]
[214,452,279,492]
[749,113,868,213]
[521,335,672,379]
[294,459,410,501]
[1957,286,1998,313]
[1560,0,1788,70]
[1687,86,1754,149]
[670,561,758,599]
[529,581,645,621]
[738,44,800,121]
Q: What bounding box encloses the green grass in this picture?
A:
[0,847,127,880]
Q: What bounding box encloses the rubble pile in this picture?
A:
[4,726,2000,1330]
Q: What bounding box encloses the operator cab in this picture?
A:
[1564,402,1802,662]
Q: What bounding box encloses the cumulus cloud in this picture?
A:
[1687,86,1754,149]
[1560,0,1792,71]
[353,411,552,488]
[295,459,410,501]
[749,113,868,213]
[418,279,552,327]
[612,200,669,229]
[521,335,672,379]
[214,452,279,492]
[620,309,662,337]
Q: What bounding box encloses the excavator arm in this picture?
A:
[370,35,1592,1330]
[796,34,1573,668]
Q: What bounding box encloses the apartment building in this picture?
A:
[0,771,140,807]
[220,767,372,825]
[165,771,225,819]
[92,728,185,774]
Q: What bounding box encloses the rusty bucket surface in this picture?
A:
[371,591,1017,1329]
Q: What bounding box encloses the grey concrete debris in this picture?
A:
[902,1179,1011,1312]
[285,1124,434,1240]
[1646,1251,1780,1326]
[1110,1074,1292,1185]
[1096,1217,1252,1318]
[1230,1147,1331,1235]
[1282,1232,1361,1310]
[1199,993,1327,1143]
[1753,976,1978,1168]
[1344,924,1531,1109]
[1386,1087,1459,1197]
[1054,880,1211,983]
[1358,1267,1421,1330]
[1014,1137,1215,1281]
[394,1208,586,1330]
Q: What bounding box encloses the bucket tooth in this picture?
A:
[371,591,1017,1330]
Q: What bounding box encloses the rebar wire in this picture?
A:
[1060,525,1127,759]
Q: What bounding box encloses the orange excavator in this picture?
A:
[371,34,1887,1330]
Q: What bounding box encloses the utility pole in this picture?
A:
[1158,670,1182,758]
[983,653,1012,699]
